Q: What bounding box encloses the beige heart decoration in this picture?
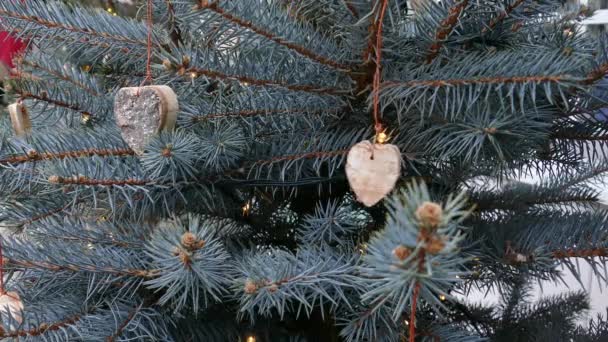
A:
[346,140,401,207]
[0,291,24,325]
[114,85,178,155]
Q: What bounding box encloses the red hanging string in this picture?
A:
[372,0,389,137]
[143,0,153,86]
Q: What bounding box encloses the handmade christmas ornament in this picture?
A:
[346,140,401,207]
[114,85,178,155]
[346,0,401,207]
[0,291,23,324]
[0,240,23,327]
[113,0,179,154]
[8,102,32,136]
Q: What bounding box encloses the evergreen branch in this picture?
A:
[48,175,150,186]
[15,204,70,228]
[425,0,468,64]
[196,2,352,72]
[383,61,608,88]
[552,248,608,259]
[343,1,359,18]
[481,0,526,34]
[384,74,561,88]
[249,149,348,165]
[17,91,88,115]
[32,224,142,249]
[363,0,384,64]
[583,63,608,85]
[105,305,141,342]
[551,131,608,141]
[21,59,102,97]
[0,148,135,165]
[163,0,183,46]
[185,66,350,95]
[8,28,141,57]
[0,312,86,338]
[192,107,341,122]
[7,257,159,278]
[0,8,146,48]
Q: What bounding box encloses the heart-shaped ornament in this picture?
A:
[0,291,23,325]
[8,102,31,137]
[346,140,401,207]
[114,85,178,155]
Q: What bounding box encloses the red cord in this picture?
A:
[372,0,389,136]
[144,0,153,85]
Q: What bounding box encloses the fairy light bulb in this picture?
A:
[81,112,92,124]
[246,336,256,342]
[439,294,446,301]
[242,202,251,217]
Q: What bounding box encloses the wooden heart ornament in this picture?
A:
[114,85,178,155]
[8,102,31,137]
[346,140,401,207]
[0,291,23,325]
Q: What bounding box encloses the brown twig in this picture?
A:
[425,0,468,64]
[185,67,351,96]
[481,0,526,34]
[409,249,426,342]
[0,9,147,48]
[163,0,183,46]
[105,306,141,342]
[48,175,149,186]
[17,91,89,115]
[552,248,608,259]
[192,107,342,122]
[409,281,421,342]
[0,148,135,165]
[382,61,608,88]
[20,60,101,97]
[0,313,85,338]
[6,257,159,278]
[343,1,359,18]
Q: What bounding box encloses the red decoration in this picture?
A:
[0,1,27,75]
[0,31,25,70]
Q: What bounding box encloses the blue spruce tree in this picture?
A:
[0,0,607,340]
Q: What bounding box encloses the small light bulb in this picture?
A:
[377,132,387,143]
[81,112,92,124]
[246,336,256,342]
[242,202,251,217]
[106,7,113,13]
[439,294,446,301]
[190,72,198,79]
